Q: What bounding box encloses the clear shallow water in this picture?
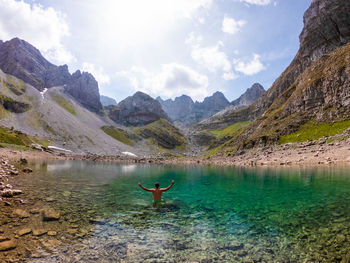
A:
[13,161,350,262]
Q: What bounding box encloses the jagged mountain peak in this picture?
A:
[0,37,102,112]
[196,0,350,150]
[231,83,265,107]
[107,91,170,126]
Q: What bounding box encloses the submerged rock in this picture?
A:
[32,229,47,236]
[0,239,16,251]
[42,208,60,221]
[18,228,32,236]
[0,189,23,197]
[22,168,33,173]
[13,209,30,218]
[47,231,57,236]
[0,236,10,242]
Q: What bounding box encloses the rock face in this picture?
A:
[231,83,265,108]
[107,91,170,126]
[0,38,102,112]
[65,70,102,112]
[157,95,194,122]
[158,92,230,126]
[0,38,70,91]
[100,95,117,107]
[198,0,350,149]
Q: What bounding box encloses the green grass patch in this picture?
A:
[138,119,187,150]
[101,126,134,146]
[0,126,32,146]
[32,138,50,148]
[279,120,350,144]
[51,93,76,115]
[5,75,26,96]
[205,121,250,157]
[210,121,250,138]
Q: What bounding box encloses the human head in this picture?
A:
[155,182,160,189]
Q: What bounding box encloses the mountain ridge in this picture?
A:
[0,38,102,112]
[196,0,350,154]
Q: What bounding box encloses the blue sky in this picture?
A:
[0,0,311,102]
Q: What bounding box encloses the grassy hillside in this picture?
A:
[204,121,250,156]
[0,126,32,146]
[101,126,134,146]
[137,119,187,150]
[280,120,350,144]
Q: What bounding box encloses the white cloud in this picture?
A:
[191,43,232,73]
[233,54,265,75]
[223,72,239,80]
[82,63,111,85]
[185,32,203,45]
[0,0,74,64]
[116,63,210,101]
[239,0,271,5]
[222,16,246,35]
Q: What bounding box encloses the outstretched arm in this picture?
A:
[161,180,174,192]
[138,182,153,192]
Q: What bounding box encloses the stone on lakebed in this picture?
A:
[42,208,60,221]
[0,239,17,251]
[18,228,32,236]
[13,209,30,218]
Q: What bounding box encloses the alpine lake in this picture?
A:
[1,160,350,262]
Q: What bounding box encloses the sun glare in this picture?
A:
[98,0,211,44]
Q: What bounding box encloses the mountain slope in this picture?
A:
[0,68,141,155]
[197,0,350,153]
[0,38,102,112]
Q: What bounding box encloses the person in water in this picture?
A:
[138,180,174,208]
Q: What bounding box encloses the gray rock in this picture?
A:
[107,91,170,126]
[0,38,103,113]
[100,95,117,106]
[65,70,102,112]
[231,83,265,108]
[158,91,231,126]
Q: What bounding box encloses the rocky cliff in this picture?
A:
[100,95,117,106]
[158,92,230,126]
[231,83,265,107]
[107,91,170,126]
[199,0,350,151]
[157,95,194,122]
[0,38,102,112]
[65,70,102,112]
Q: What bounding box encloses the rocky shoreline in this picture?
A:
[1,130,350,167]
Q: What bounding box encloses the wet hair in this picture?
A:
[154,182,160,189]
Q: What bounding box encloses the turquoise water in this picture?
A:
[15,161,350,262]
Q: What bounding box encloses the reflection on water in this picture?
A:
[3,161,350,262]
